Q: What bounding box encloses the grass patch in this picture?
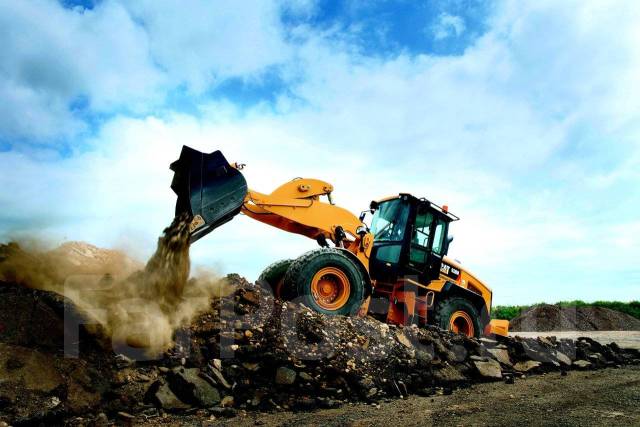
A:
[491,300,640,321]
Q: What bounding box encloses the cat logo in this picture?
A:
[440,263,461,280]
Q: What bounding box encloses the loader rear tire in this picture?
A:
[434,297,481,338]
[257,259,292,299]
[283,248,365,316]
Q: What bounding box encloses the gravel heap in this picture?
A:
[1,278,639,426]
[510,304,640,332]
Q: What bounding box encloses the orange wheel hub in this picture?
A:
[449,310,475,337]
[310,267,350,310]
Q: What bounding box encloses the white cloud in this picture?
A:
[0,0,293,143]
[433,13,466,40]
[278,0,319,20]
[0,79,86,141]
[122,0,292,93]
[2,0,640,305]
[0,0,163,141]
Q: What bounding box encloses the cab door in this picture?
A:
[368,197,411,281]
[407,206,448,283]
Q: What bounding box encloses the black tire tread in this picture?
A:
[433,296,481,338]
[283,248,349,287]
[283,248,365,315]
[258,259,292,296]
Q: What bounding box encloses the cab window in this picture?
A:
[370,199,410,242]
[409,209,434,266]
[431,218,447,256]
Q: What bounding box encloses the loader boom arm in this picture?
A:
[170,146,369,251]
[242,178,364,245]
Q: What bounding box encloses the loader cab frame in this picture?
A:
[368,194,458,284]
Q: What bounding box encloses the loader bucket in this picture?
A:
[170,145,248,243]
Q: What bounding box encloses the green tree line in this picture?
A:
[491,301,640,321]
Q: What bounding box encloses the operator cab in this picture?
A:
[367,194,459,284]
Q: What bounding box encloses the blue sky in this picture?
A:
[1,0,639,304]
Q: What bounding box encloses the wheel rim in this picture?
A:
[449,310,475,337]
[310,267,351,310]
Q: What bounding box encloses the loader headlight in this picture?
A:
[356,225,368,236]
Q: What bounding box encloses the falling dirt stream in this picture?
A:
[0,213,229,355]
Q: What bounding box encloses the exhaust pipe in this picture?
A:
[170,146,248,243]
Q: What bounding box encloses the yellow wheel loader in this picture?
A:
[170,146,509,338]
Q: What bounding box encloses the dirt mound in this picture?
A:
[0,283,114,425]
[0,216,230,355]
[0,241,142,287]
[2,234,640,425]
[48,241,143,278]
[510,304,640,332]
[1,276,638,425]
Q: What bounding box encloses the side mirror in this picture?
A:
[359,208,376,222]
[444,235,454,254]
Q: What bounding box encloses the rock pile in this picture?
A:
[1,278,639,425]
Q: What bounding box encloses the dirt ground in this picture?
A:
[200,366,639,427]
[137,366,640,426]
[3,240,639,426]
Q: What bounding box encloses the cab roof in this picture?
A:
[373,193,460,222]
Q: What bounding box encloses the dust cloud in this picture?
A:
[0,214,232,355]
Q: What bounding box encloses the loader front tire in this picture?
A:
[434,297,481,338]
[283,248,365,316]
[257,259,292,299]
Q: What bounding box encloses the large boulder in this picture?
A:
[487,348,512,367]
[474,359,502,380]
[168,368,221,407]
[145,381,191,411]
[275,367,297,385]
[514,360,542,373]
